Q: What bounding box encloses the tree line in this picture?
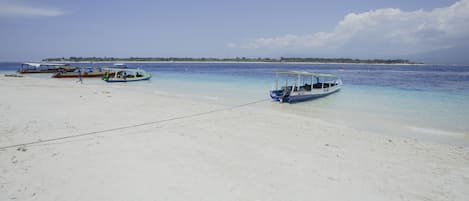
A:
[43,57,421,64]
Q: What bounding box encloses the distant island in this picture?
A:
[43,57,422,64]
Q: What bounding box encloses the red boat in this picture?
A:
[52,67,107,78]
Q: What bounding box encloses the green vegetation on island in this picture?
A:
[43,57,422,64]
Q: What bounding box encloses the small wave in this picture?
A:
[203,96,220,100]
[408,126,466,136]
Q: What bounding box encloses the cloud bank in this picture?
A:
[236,0,469,58]
[0,0,64,17]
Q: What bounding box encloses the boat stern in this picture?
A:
[270,89,284,101]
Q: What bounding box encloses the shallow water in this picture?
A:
[2,62,469,146]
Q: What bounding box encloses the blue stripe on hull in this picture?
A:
[285,89,340,103]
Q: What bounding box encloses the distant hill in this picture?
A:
[407,45,469,65]
[43,57,421,64]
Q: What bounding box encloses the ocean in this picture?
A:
[2,62,469,146]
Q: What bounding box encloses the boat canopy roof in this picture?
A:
[107,68,147,73]
[104,63,128,69]
[113,63,127,67]
[22,62,68,67]
[273,70,338,78]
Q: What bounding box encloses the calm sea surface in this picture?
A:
[2,62,469,145]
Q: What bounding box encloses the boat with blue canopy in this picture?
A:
[270,70,342,103]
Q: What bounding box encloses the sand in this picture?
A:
[0,75,468,201]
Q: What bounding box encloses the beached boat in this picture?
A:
[18,63,76,74]
[102,69,151,82]
[52,67,106,78]
[270,70,342,103]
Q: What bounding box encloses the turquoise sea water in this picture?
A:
[2,62,469,145]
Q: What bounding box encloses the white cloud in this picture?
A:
[236,0,469,58]
[226,42,237,48]
[0,0,64,17]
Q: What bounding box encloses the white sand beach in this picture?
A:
[1,75,468,201]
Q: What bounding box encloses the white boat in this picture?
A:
[102,69,151,82]
[270,70,342,103]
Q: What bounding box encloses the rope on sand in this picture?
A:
[0,98,270,150]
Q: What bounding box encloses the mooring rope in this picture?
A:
[0,98,270,150]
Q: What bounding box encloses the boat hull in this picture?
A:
[270,87,341,103]
[104,75,152,82]
[18,68,76,74]
[52,72,106,78]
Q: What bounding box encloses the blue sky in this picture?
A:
[1,0,468,64]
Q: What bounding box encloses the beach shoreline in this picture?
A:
[1,75,468,201]
[41,60,426,66]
